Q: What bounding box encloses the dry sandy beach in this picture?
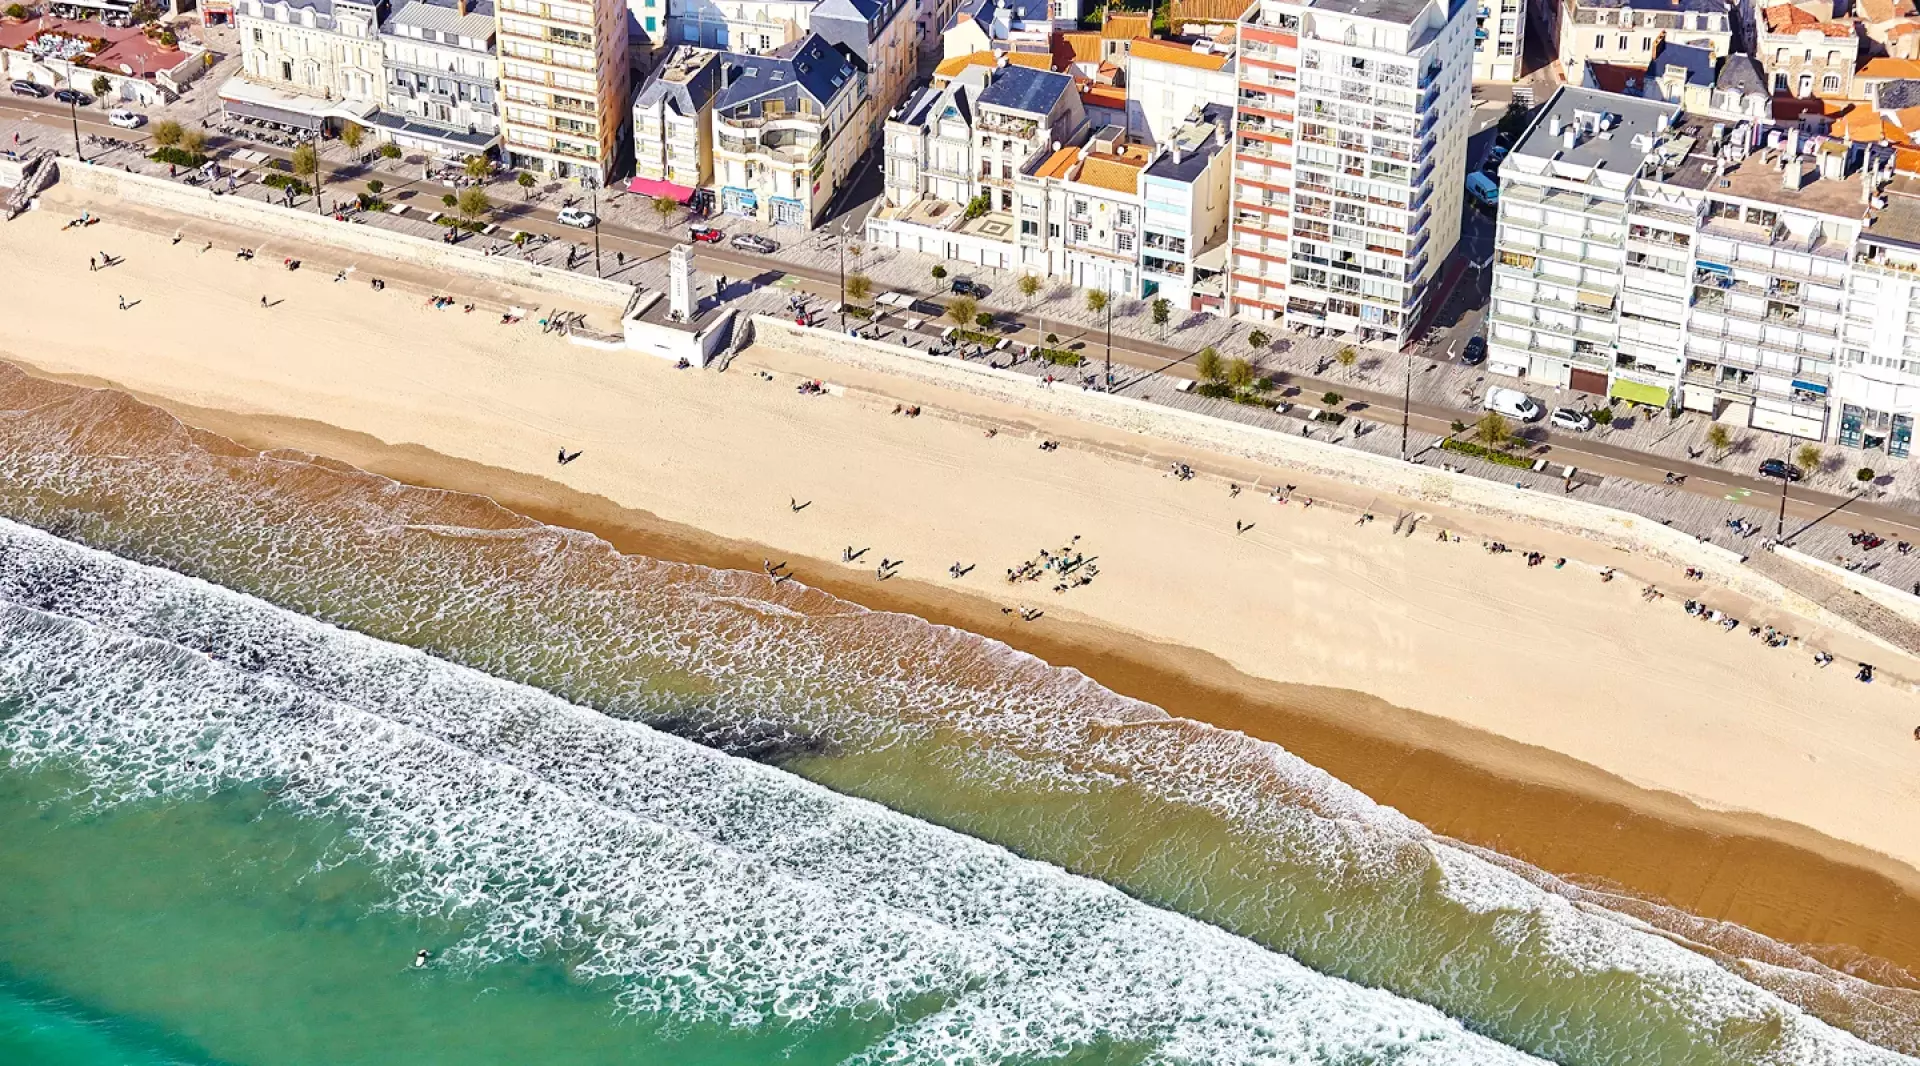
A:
[6,190,1920,980]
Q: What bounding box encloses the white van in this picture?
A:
[1483,386,1541,421]
[1465,172,1499,209]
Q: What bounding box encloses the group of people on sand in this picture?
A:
[1005,537,1098,595]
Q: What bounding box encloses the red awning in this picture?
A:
[627,177,695,202]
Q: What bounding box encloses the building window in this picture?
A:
[1799,72,1813,96]
[1639,36,1650,50]
[1071,222,1089,243]
[1117,231,1133,251]
[1616,34,1628,50]
[1594,33,1604,49]
[1047,223,1060,238]
[1773,72,1788,93]
[1822,73,1840,92]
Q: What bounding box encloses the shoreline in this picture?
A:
[5,192,1920,990]
[21,367,1920,988]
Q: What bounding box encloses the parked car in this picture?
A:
[1485,144,1510,167]
[689,225,724,243]
[1549,407,1595,432]
[950,276,987,298]
[53,88,91,106]
[9,80,49,99]
[730,233,778,254]
[1758,457,1804,482]
[1460,335,1487,366]
[107,109,145,129]
[555,206,596,228]
[1483,386,1542,421]
[1465,171,1499,211]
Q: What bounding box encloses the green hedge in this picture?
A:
[261,173,309,195]
[149,146,204,168]
[1442,437,1534,469]
[1034,347,1082,366]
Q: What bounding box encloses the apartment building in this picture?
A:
[373,0,499,157]
[808,0,918,145]
[1030,125,1153,294]
[1226,0,1474,349]
[630,46,722,197]
[1486,86,1908,448]
[1840,174,1920,457]
[883,66,992,207]
[495,0,631,183]
[234,0,390,104]
[1754,3,1860,99]
[1557,0,1733,79]
[1488,87,1678,390]
[1140,102,1233,309]
[972,63,1083,211]
[1472,0,1524,82]
[672,0,814,50]
[1127,32,1237,143]
[710,34,865,224]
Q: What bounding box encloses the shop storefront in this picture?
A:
[1838,404,1914,458]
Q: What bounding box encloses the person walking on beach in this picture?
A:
[261,295,269,308]
[116,295,127,310]
[88,256,96,272]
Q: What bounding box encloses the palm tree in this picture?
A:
[652,195,678,224]
[1018,273,1043,349]
[464,154,491,182]
[1705,423,1732,459]
[1472,412,1514,450]
[845,273,872,302]
[290,141,320,209]
[1085,288,1108,315]
[947,295,979,328]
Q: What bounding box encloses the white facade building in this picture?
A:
[376,0,500,157]
[235,0,389,106]
[495,0,631,183]
[1140,102,1233,309]
[710,34,865,225]
[1471,0,1523,82]
[1126,33,1236,144]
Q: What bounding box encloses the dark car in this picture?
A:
[1461,335,1487,366]
[950,276,987,298]
[10,80,49,98]
[53,88,91,106]
[730,233,778,254]
[1758,458,1804,482]
[689,226,724,243]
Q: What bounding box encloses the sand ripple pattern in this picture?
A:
[0,370,1915,1065]
[0,522,1552,1066]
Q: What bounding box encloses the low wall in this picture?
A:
[52,160,633,309]
[1777,544,1920,628]
[753,316,1801,603]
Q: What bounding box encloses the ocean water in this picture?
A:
[0,367,1916,1065]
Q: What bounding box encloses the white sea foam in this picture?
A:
[0,521,1558,1066]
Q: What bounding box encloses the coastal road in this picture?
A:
[8,97,1919,543]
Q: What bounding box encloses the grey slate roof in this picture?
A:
[975,63,1072,117]
[1879,78,1920,111]
[383,0,493,41]
[1650,41,1713,85]
[898,78,975,128]
[1144,102,1231,183]
[1715,53,1768,97]
[944,0,995,33]
[1582,0,1722,10]
[714,34,858,114]
[635,47,722,116]
[1512,85,1679,172]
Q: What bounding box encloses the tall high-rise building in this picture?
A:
[1470,0,1523,82]
[495,0,631,183]
[1227,0,1474,350]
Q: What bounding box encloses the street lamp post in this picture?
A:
[1103,284,1113,390]
[837,233,847,333]
[588,176,602,276]
[1776,452,1791,540]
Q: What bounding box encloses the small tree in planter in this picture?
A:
[339,122,364,153]
[1150,297,1170,340]
[1335,346,1358,372]
[1705,423,1732,459]
[1196,347,1224,383]
[455,186,492,227]
[1795,444,1822,473]
[178,130,206,159]
[151,120,183,149]
[1591,407,1614,426]
[845,273,872,302]
[1248,328,1270,351]
[1473,412,1514,450]
[975,311,994,330]
[947,295,978,328]
[931,264,947,281]
[652,195,678,222]
[1226,357,1256,392]
[516,171,536,198]
[379,142,402,160]
[366,179,384,197]
[1322,391,1343,406]
[441,193,458,209]
[3,5,28,20]
[1084,288,1109,315]
[1857,467,1877,483]
[90,74,110,100]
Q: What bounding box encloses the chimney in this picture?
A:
[1562,126,1577,151]
[456,0,467,13]
[1783,158,1809,190]
[1549,115,1563,137]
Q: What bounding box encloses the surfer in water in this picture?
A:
[415,949,432,968]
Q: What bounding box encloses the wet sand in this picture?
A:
[4,191,1920,990]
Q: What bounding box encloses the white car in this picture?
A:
[555,206,596,228]
[1483,386,1542,421]
[1549,407,1595,432]
[107,109,144,129]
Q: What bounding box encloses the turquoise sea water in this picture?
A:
[0,366,1915,1065]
